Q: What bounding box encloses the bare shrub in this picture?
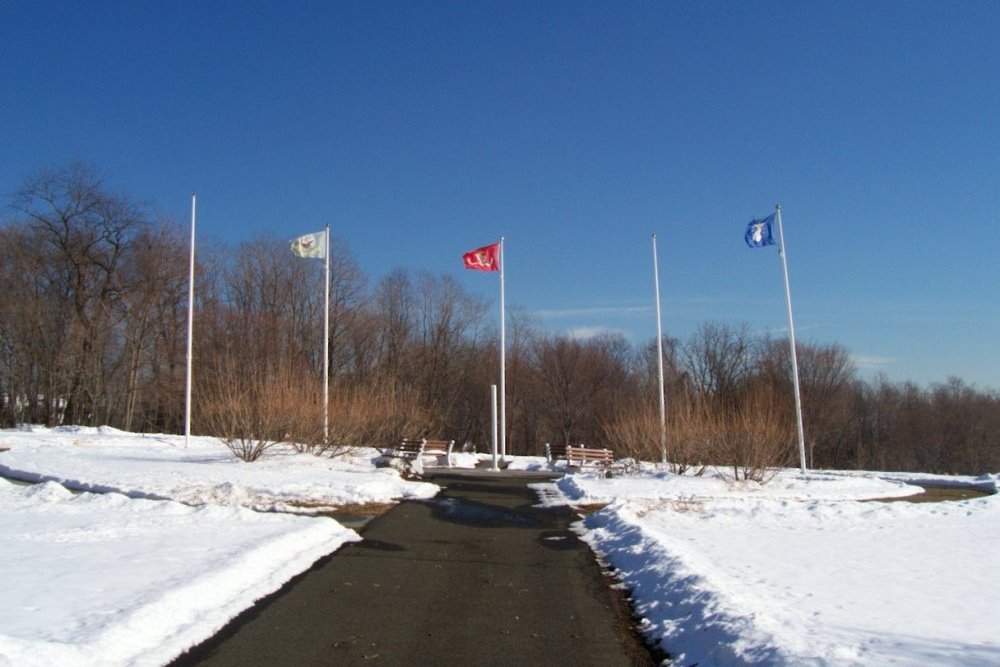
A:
[667,396,712,476]
[603,402,660,463]
[713,390,795,482]
[200,358,297,462]
[602,398,710,475]
[325,384,431,452]
[270,377,325,455]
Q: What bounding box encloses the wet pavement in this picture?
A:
[169,469,655,667]
[873,483,996,503]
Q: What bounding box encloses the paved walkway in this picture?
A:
[170,469,655,666]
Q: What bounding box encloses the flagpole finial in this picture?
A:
[776,203,782,211]
[652,232,656,240]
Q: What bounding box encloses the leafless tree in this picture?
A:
[5,163,148,426]
[681,321,754,405]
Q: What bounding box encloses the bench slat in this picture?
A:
[546,443,614,466]
[386,438,455,467]
[565,445,614,466]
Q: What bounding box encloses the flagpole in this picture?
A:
[774,205,807,473]
[323,223,330,446]
[184,194,196,448]
[651,233,667,465]
[499,237,506,462]
[490,384,499,471]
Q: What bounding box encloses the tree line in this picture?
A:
[2,163,998,474]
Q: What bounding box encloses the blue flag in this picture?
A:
[745,214,776,248]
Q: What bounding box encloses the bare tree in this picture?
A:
[7,162,148,426]
[531,333,633,447]
[757,338,856,467]
[681,322,754,405]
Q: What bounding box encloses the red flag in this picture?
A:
[462,243,500,272]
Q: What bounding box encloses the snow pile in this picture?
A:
[0,479,359,667]
[0,426,443,666]
[572,472,1000,665]
[0,427,439,510]
[555,467,922,504]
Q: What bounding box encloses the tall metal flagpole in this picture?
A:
[184,194,196,448]
[651,234,667,465]
[774,205,807,473]
[499,237,506,461]
[323,224,331,446]
[490,384,498,471]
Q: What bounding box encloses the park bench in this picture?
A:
[566,444,614,467]
[545,443,614,467]
[386,437,455,468]
[544,442,567,463]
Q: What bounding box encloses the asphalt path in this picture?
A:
[170,469,657,667]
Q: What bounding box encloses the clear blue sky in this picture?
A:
[3,0,999,388]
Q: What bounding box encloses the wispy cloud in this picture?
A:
[851,355,899,371]
[567,326,627,340]
[533,305,652,320]
[762,324,823,336]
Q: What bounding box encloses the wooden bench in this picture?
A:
[544,442,567,463]
[386,438,455,468]
[566,445,614,467]
[545,443,614,467]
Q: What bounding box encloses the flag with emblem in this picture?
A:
[745,214,776,248]
[290,230,327,259]
[462,243,500,271]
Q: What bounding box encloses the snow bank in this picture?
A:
[556,467,922,504]
[0,479,359,667]
[578,489,1000,665]
[0,428,439,510]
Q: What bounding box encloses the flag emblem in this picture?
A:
[291,230,327,259]
[463,243,500,271]
[745,214,776,248]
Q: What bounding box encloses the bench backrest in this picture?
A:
[566,445,614,466]
[421,439,453,455]
[397,439,425,454]
[544,442,569,462]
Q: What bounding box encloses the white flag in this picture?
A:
[290,230,326,259]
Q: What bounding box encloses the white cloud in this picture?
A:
[533,305,652,320]
[851,355,899,371]
[567,326,627,340]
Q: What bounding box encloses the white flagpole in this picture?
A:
[323,224,331,446]
[774,205,807,473]
[651,233,667,465]
[184,194,196,448]
[490,384,498,471]
[499,237,507,462]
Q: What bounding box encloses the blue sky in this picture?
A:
[3,0,999,388]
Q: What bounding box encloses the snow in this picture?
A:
[0,427,437,667]
[558,467,1000,665]
[2,427,998,666]
[0,426,439,511]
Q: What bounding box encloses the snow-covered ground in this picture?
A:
[553,467,1000,666]
[0,426,439,511]
[2,427,998,666]
[0,426,437,667]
